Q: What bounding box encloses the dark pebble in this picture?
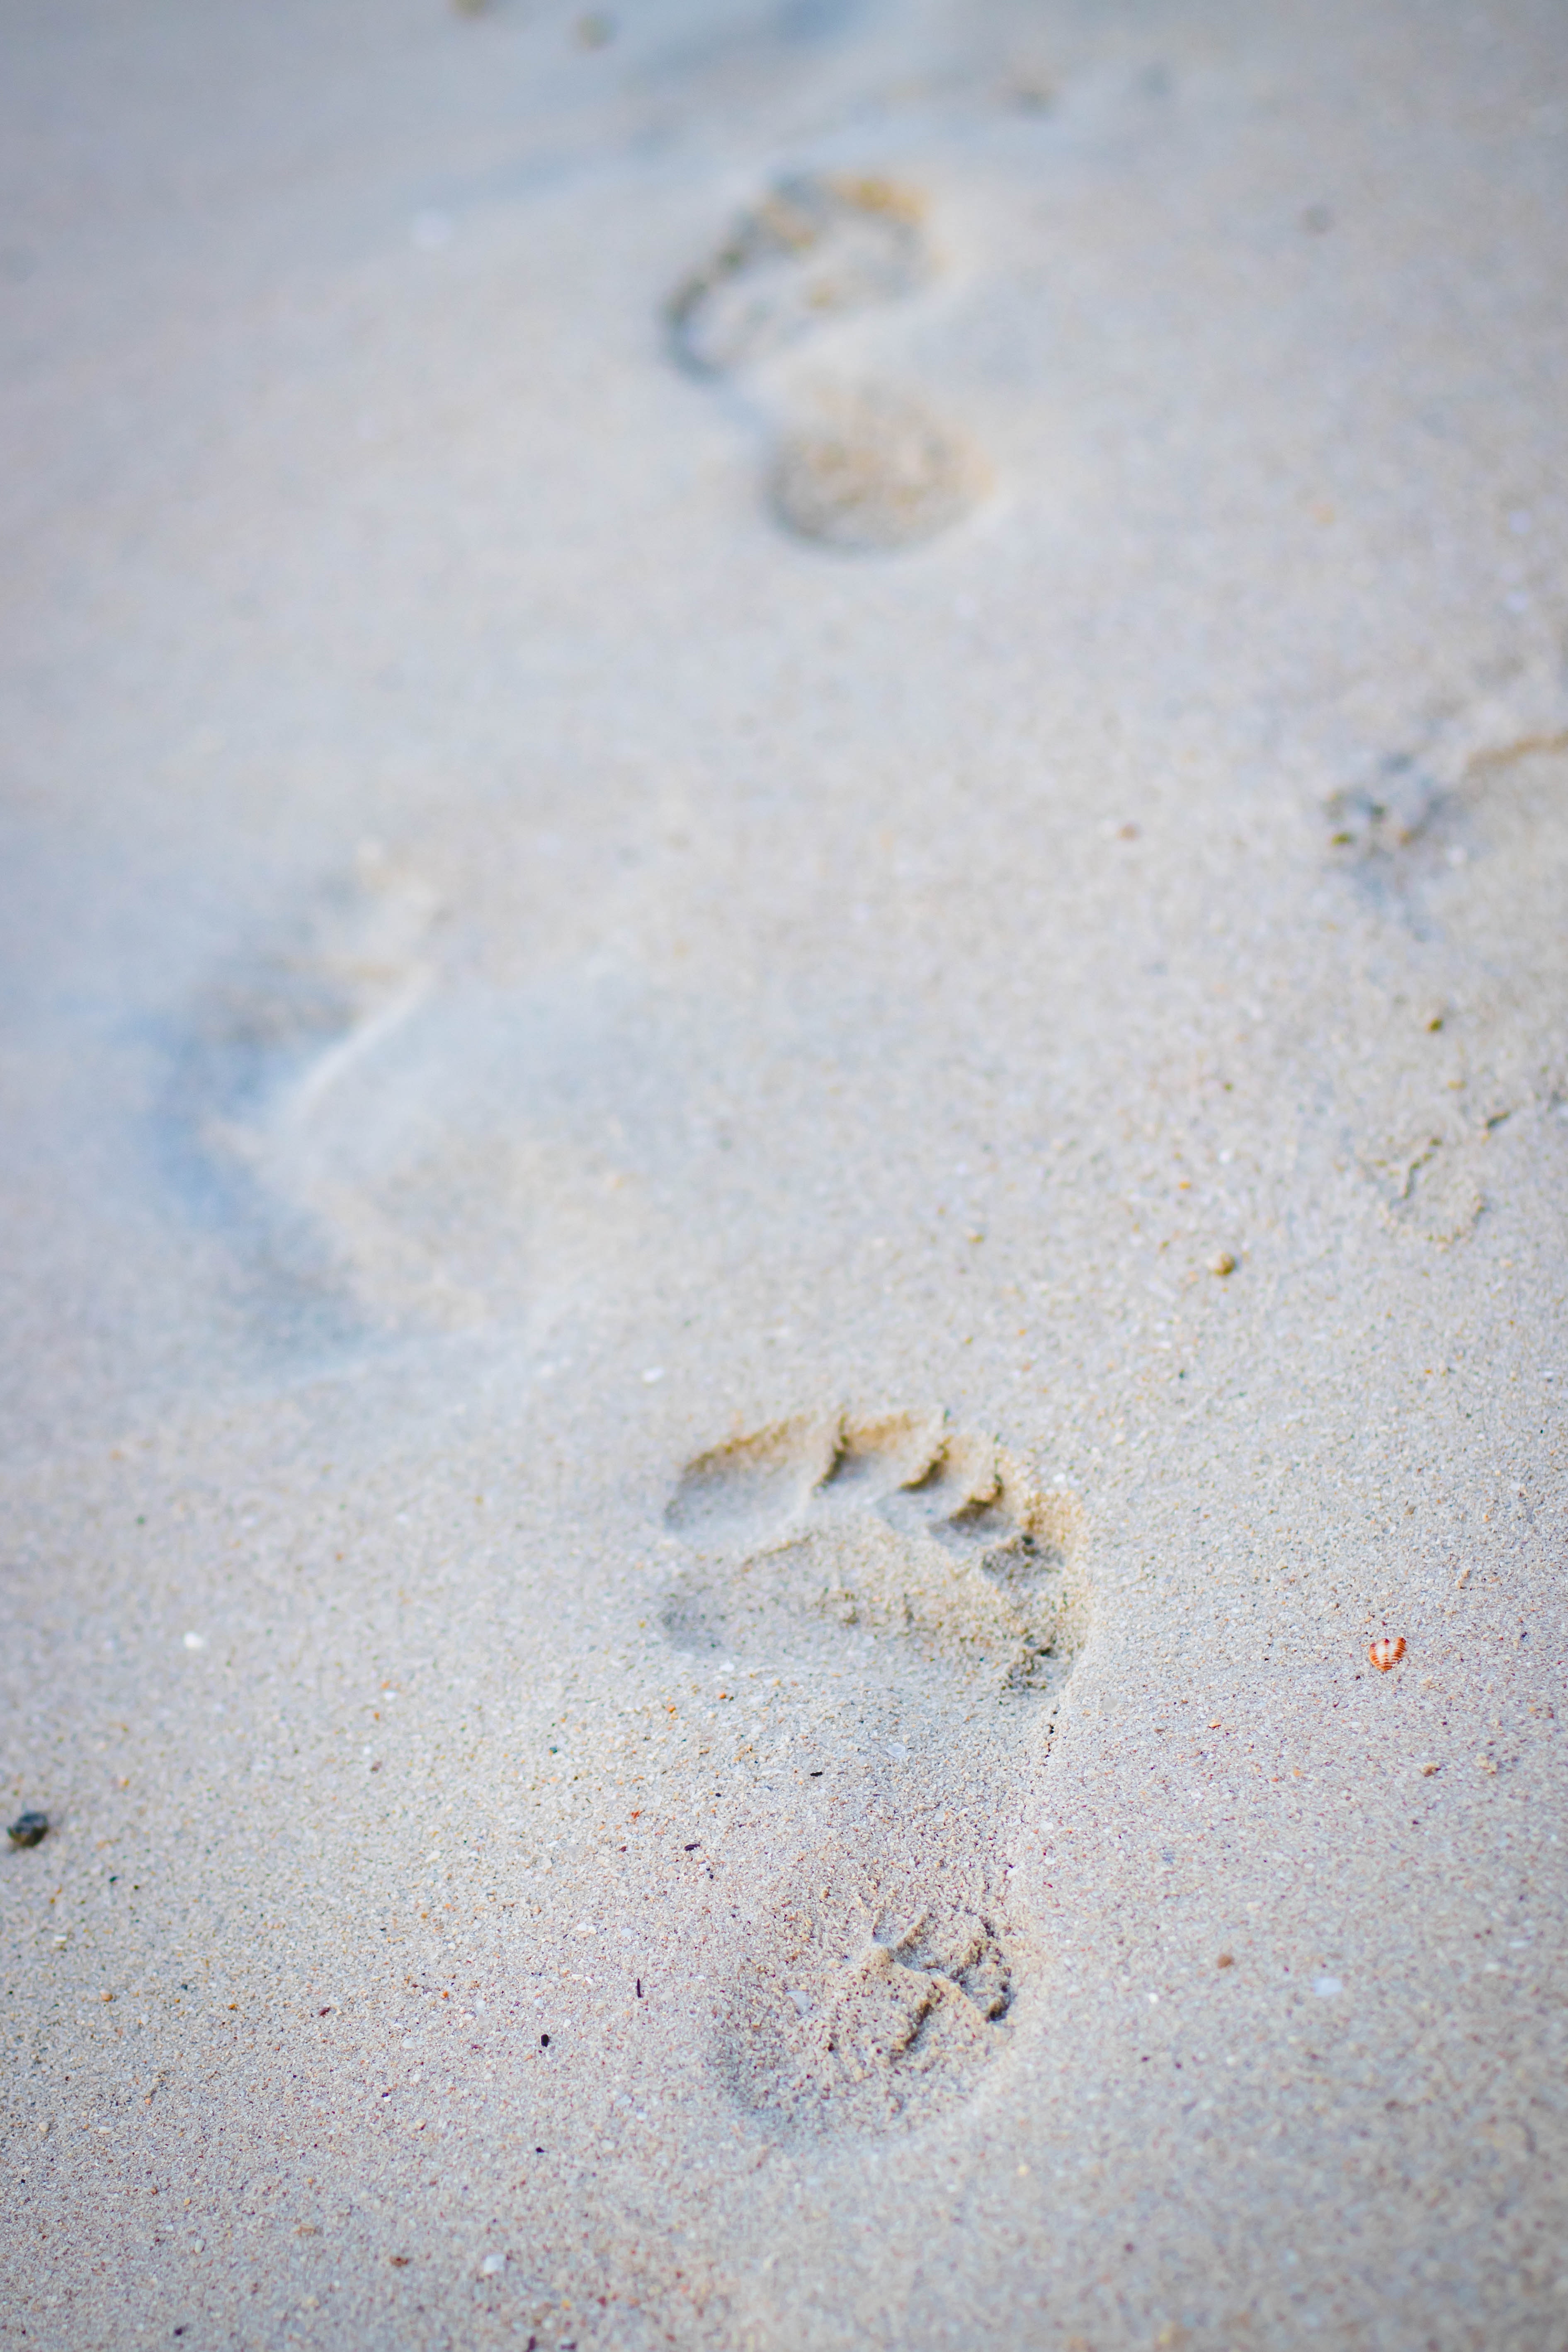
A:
[8,1812,48,1848]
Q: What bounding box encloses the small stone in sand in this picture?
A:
[1369,1636,1406,1672]
[7,1811,48,1847]
[1209,1251,1237,1276]
[1216,1952,1235,1968]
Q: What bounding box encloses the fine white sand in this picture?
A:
[3,1,1567,2345]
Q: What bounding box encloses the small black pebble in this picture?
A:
[8,1812,47,1848]
[635,1979,642,1998]
[534,2147,544,2155]
[808,1769,823,1777]
[540,2033,550,2046]
[683,1841,699,1852]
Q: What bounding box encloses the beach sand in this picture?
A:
[3,1,1567,2345]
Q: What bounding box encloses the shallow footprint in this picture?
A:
[1323,709,1568,1246]
[770,384,988,553]
[665,173,987,552]
[662,1408,1085,2136]
[666,173,932,376]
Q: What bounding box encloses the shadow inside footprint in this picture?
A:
[661,1408,1085,2136]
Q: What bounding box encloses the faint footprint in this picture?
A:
[191,842,440,1139]
[667,174,932,374]
[1324,677,1568,1243]
[168,845,478,1329]
[662,1408,1085,2135]
[769,384,989,554]
[1361,1130,1491,1247]
[665,173,987,552]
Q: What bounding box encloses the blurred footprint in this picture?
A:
[667,173,932,374]
[170,845,484,1333]
[665,170,987,552]
[769,382,988,553]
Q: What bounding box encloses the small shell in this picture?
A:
[1368,1635,1406,1672]
[7,1811,48,1848]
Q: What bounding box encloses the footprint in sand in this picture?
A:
[170,845,478,1328]
[665,173,988,552]
[1324,687,1568,1245]
[661,1409,1085,2135]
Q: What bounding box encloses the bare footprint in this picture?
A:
[1361,1130,1493,1248]
[169,845,478,1329]
[770,384,989,554]
[665,172,986,552]
[1323,690,1568,1244]
[662,1408,1085,2135]
[667,174,932,376]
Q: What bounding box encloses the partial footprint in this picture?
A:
[667,174,932,375]
[770,384,989,554]
[662,1408,1085,2135]
[169,845,480,1330]
[1361,1130,1492,1248]
[665,172,986,552]
[1323,672,1568,1243]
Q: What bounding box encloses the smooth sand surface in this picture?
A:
[3,1,1567,2345]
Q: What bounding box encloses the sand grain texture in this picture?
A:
[2,1,1567,2347]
